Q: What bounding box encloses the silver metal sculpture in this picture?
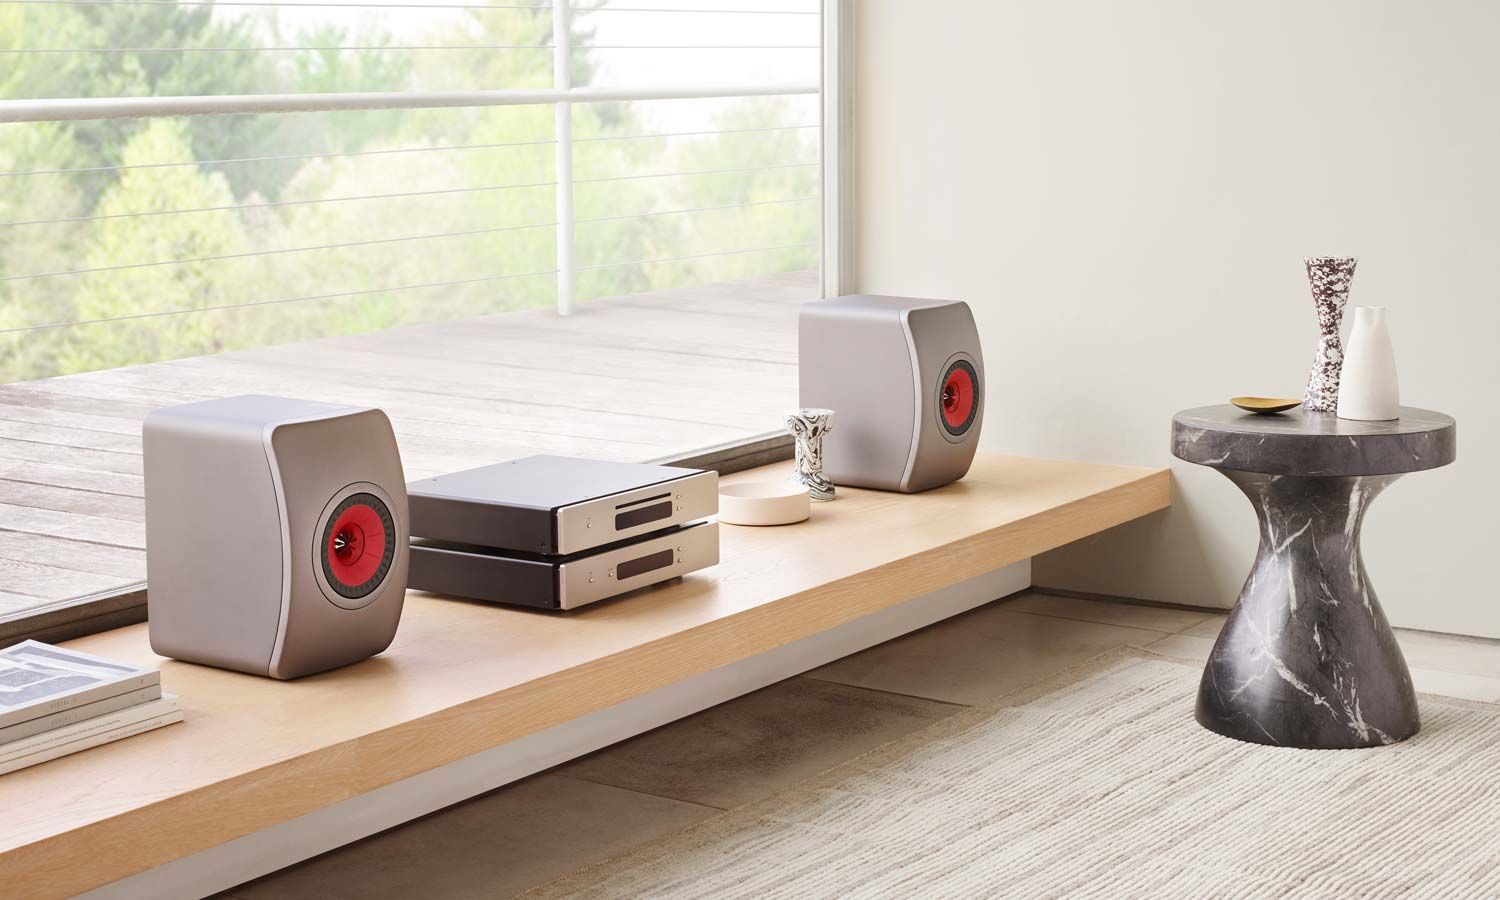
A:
[785,408,836,501]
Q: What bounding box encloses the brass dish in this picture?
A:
[1230,396,1301,415]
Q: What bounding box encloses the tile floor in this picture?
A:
[222,590,1500,899]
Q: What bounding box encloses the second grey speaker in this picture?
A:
[799,294,984,492]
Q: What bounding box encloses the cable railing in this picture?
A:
[0,161,815,229]
[575,194,815,224]
[2,195,818,283]
[1,223,560,283]
[0,180,559,229]
[0,270,562,334]
[577,240,816,271]
[574,160,816,184]
[0,0,822,321]
[0,242,816,335]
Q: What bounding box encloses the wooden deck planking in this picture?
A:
[0,420,143,454]
[0,272,811,612]
[0,460,144,498]
[333,331,794,390]
[0,591,53,613]
[167,351,771,432]
[0,481,146,522]
[0,557,127,600]
[0,402,147,436]
[0,385,166,419]
[0,437,146,477]
[0,533,145,579]
[0,503,146,549]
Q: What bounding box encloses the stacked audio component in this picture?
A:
[406,456,719,609]
[800,294,985,492]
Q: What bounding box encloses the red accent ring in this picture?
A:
[324,501,388,589]
[941,364,977,432]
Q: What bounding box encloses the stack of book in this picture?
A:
[0,640,181,776]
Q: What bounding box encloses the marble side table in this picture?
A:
[1171,405,1456,749]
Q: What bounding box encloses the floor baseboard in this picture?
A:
[1027,585,1227,616]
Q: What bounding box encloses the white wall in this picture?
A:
[852,0,1500,636]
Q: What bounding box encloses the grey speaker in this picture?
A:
[144,395,409,679]
[799,295,984,492]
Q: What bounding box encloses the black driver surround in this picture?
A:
[319,491,397,600]
[938,358,981,437]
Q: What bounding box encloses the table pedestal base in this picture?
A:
[1197,471,1419,749]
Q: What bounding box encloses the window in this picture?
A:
[0,0,834,640]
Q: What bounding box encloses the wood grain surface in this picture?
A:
[0,454,1168,899]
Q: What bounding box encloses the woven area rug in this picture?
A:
[528,649,1500,899]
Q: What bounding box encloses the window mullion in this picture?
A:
[553,0,576,316]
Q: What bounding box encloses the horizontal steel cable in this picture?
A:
[0,162,815,228]
[577,239,815,270]
[0,269,559,334]
[3,196,816,281]
[1,222,558,283]
[0,242,815,334]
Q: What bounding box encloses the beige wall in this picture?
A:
[852,0,1500,636]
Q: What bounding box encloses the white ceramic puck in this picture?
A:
[717,481,811,526]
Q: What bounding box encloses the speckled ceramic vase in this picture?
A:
[1302,257,1357,412]
[785,408,835,501]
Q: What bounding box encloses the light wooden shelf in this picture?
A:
[0,455,1168,899]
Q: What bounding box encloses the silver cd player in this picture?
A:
[410,521,719,610]
[408,455,717,556]
[406,456,719,609]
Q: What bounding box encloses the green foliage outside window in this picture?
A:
[0,4,818,383]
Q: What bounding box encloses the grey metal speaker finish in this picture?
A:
[1172,404,1457,748]
[799,295,984,492]
[144,395,409,679]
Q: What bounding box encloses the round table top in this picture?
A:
[1171,405,1456,476]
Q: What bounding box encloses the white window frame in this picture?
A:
[820,0,853,299]
[0,0,844,315]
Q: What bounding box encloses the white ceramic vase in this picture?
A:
[1336,306,1400,421]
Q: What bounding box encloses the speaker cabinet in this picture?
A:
[144,395,409,679]
[799,295,984,493]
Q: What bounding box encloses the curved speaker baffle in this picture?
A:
[939,358,980,437]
